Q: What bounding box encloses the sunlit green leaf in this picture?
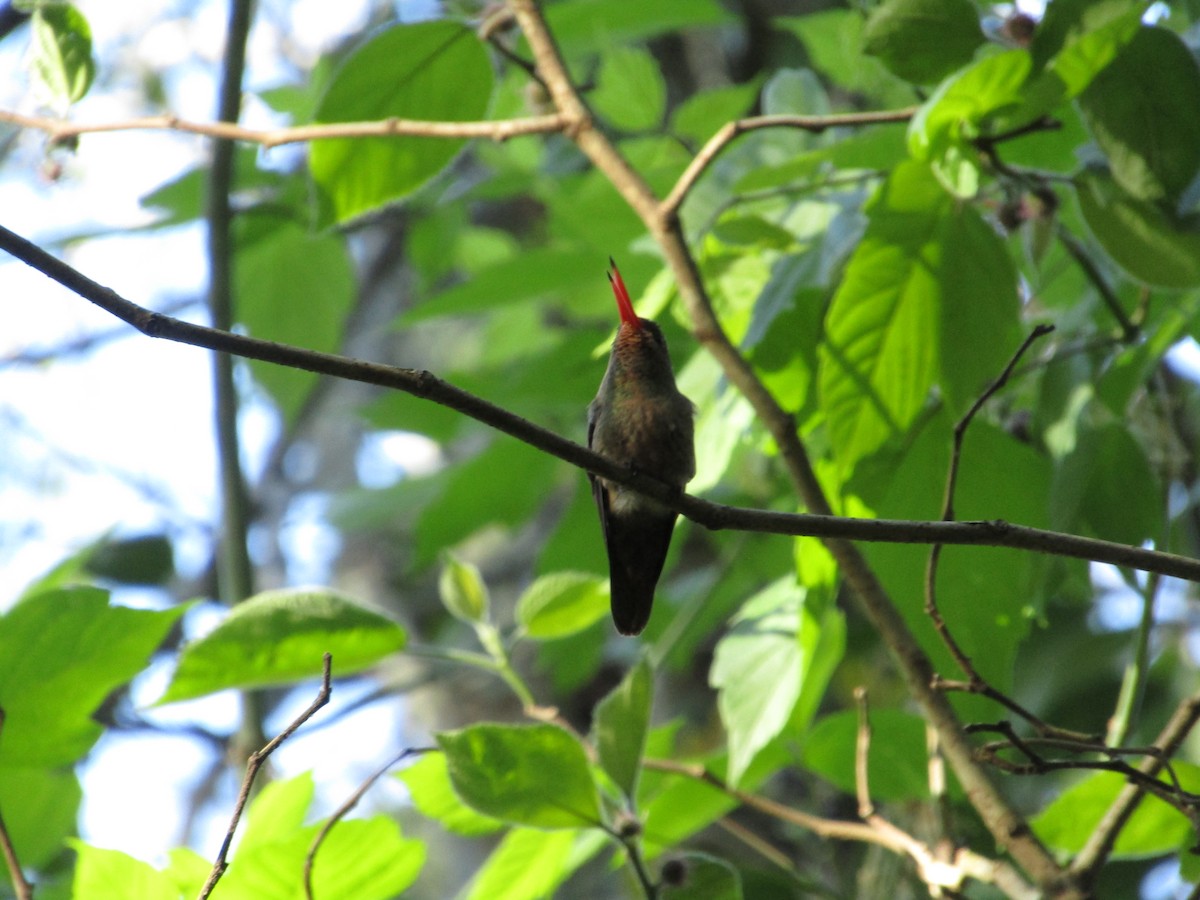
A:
[463,828,582,900]
[396,753,504,836]
[1079,27,1200,203]
[862,0,983,85]
[710,578,843,787]
[160,589,405,703]
[802,709,932,801]
[0,587,184,766]
[818,162,939,471]
[1076,168,1200,289]
[439,723,602,829]
[310,21,493,224]
[908,50,1032,196]
[591,656,653,801]
[438,553,490,624]
[591,46,666,132]
[517,571,610,639]
[31,4,95,107]
[1034,767,1200,858]
[70,843,177,900]
[212,774,425,898]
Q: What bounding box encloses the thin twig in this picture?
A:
[0,108,570,149]
[926,324,1053,669]
[196,653,333,900]
[854,687,873,819]
[3,221,1200,593]
[303,746,429,900]
[0,710,33,900]
[923,325,1090,741]
[1071,691,1200,884]
[1056,225,1138,341]
[661,109,917,219]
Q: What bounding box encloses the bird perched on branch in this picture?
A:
[588,259,695,635]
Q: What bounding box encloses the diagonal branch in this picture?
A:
[661,108,917,219]
[504,0,1077,892]
[4,220,1200,587]
[1070,692,1200,888]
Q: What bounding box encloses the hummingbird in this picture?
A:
[588,259,695,635]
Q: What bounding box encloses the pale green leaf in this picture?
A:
[516,572,610,639]
[310,21,493,224]
[160,588,405,703]
[591,656,653,800]
[438,553,490,624]
[438,723,602,829]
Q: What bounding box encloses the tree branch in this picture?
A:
[661,108,917,219]
[4,221,1200,589]
[304,747,426,900]
[0,710,33,900]
[1070,692,1200,888]
[0,108,570,149]
[504,1,1077,892]
[197,653,332,900]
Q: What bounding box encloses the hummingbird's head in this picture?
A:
[607,259,674,378]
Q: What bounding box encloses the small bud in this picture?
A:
[1002,12,1037,47]
[660,857,687,887]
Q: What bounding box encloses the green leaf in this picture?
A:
[710,578,843,787]
[0,767,80,873]
[908,50,1032,197]
[160,588,405,703]
[671,79,761,147]
[1076,168,1200,289]
[818,162,941,472]
[1052,423,1162,547]
[438,723,602,829]
[543,0,733,55]
[235,216,356,424]
[84,533,174,585]
[1033,767,1200,858]
[463,828,581,900]
[776,11,915,105]
[215,774,425,899]
[1030,0,1139,71]
[591,656,653,801]
[862,416,1050,694]
[31,5,95,107]
[396,753,504,836]
[438,553,490,624]
[661,852,743,899]
[1038,5,1141,99]
[310,21,493,224]
[591,46,667,132]
[935,200,1021,414]
[516,572,610,639]
[1078,27,1200,203]
[413,439,559,568]
[69,843,177,900]
[802,709,932,801]
[819,161,1019,471]
[862,0,983,85]
[405,247,599,321]
[0,587,184,766]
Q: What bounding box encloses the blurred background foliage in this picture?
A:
[5,0,1200,897]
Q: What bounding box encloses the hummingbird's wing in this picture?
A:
[588,408,672,635]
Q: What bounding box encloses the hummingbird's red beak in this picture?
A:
[608,258,643,331]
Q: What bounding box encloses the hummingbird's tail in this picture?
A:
[605,508,677,636]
